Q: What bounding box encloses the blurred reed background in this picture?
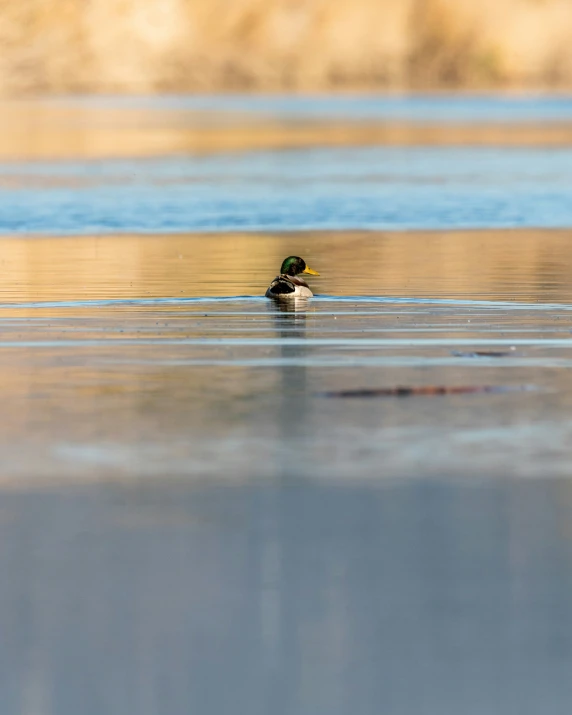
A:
[0,0,571,94]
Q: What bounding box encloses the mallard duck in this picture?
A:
[265,256,320,299]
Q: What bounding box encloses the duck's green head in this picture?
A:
[280,256,320,277]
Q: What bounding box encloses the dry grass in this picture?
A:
[0,0,571,93]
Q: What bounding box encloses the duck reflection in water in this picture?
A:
[267,297,313,467]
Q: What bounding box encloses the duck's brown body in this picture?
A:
[265,274,313,299]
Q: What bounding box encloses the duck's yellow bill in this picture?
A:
[303,266,320,276]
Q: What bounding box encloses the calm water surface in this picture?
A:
[3,96,572,714]
[1,232,572,711]
[1,147,572,233]
[52,93,572,123]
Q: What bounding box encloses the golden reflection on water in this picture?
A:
[0,100,571,159]
[1,229,572,303]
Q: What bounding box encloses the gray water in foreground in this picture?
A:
[4,479,572,715]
